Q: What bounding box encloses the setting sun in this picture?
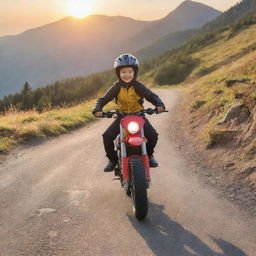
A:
[68,0,93,18]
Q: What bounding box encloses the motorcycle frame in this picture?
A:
[119,115,150,184]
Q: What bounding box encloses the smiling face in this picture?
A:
[119,67,135,83]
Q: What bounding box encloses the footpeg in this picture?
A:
[112,177,120,180]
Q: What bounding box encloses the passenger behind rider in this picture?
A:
[93,54,165,172]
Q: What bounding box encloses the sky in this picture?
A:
[0,0,241,36]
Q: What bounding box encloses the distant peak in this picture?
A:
[173,0,221,12]
[179,0,215,7]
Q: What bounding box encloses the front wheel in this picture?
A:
[129,157,148,220]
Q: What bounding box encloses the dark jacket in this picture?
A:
[92,80,165,114]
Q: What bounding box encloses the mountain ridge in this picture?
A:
[126,0,221,51]
[136,0,256,59]
[0,1,221,97]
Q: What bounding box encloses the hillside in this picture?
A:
[0,1,220,98]
[136,0,256,60]
[141,15,256,188]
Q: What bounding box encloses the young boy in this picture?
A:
[93,54,165,172]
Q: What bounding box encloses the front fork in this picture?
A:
[120,124,151,185]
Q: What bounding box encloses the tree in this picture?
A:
[21,82,33,110]
[37,94,51,112]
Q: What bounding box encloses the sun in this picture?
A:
[68,0,93,18]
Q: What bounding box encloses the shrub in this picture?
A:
[0,137,17,153]
[192,100,207,110]
[207,129,238,148]
[154,55,198,85]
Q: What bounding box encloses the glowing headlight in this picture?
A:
[127,121,139,134]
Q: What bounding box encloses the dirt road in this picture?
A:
[0,89,255,256]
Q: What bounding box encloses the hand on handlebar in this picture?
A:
[156,107,165,113]
[95,111,103,117]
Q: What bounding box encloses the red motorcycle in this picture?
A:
[101,108,167,220]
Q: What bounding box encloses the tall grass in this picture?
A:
[0,100,116,153]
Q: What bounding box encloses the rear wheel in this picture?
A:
[129,157,148,220]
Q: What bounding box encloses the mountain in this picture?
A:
[136,0,256,60]
[0,15,150,97]
[201,0,256,32]
[126,0,221,51]
[0,1,220,98]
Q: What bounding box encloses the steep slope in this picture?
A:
[202,0,256,32]
[141,16,256,187]
[136,0,256,60]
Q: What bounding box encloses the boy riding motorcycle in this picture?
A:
[93,54,165,172]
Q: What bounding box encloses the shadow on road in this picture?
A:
[128,203,247,256]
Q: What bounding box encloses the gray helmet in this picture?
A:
[114,54,139,69]
[114,54,139,81]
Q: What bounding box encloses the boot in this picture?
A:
[104,160,117,172]
[149,155,158,168]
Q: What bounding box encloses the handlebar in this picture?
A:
[97,108,168,118]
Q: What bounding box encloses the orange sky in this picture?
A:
[0,0,241,36]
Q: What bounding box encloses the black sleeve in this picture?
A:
[92,82,120,114]
[134,81,165,109]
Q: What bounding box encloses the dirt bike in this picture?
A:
[101,108,168,220]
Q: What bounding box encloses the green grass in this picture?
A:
[0,137,17,153]
[144,24,256,149]
[0,99,116,153]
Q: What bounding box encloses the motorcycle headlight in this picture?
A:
[127,121,139,134]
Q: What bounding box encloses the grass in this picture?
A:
[0,137,17,153]
[145,24,256,150]
[245,140,256,160]
[0,99,116,153]
[192,100,207,110]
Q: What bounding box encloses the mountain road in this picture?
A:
[0,89,255,256]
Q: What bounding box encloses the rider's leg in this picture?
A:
[143,119,159,167]
[102,119,120,171]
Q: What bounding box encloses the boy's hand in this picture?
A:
[157,107,165,113]
[95,111,103,117]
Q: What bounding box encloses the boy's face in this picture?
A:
[120,67,134,83]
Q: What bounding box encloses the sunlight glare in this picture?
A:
[68,0,93,18]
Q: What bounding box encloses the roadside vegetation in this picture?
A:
[0,100,116,153]
[0,71,115,113]
[137,13,256,186]
[0,101,94,153]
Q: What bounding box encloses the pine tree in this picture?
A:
[21,82,33,110]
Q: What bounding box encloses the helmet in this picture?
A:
[114,54,139,69]
[114,54,139,81]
